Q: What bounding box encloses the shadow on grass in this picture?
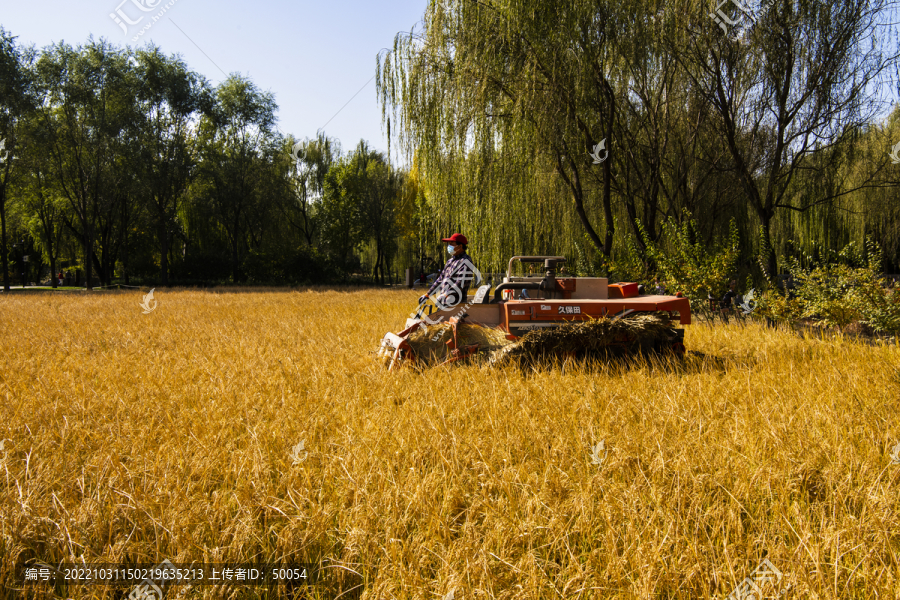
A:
[427,346,748,377]
[538,349,733,375]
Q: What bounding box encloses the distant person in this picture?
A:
[653,278,665,295]
[784,274,796,299]
[720,279,738,310]
[58,271,64,286]
[713,279,739,321]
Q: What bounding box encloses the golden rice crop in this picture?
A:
[1,287,899,599]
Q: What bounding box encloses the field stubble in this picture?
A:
[0,287,899,599]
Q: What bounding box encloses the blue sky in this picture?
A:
[2,0,428,162]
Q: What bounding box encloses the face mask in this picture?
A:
[447,244,456,255]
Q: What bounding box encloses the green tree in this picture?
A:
[0,27,35,291]
[197,74,278,282]
[320,151,366,272]
[132,46,211,286]
[318,141,404,282]
[33,39,139,288]
[677,0,900,277]
[281,133,341,247]
[14,119,68,288]
[378,0,686,264]
[353,141,400,284]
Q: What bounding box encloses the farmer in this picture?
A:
[720,279,738,310]
[419,233,477,309]
[713,279,739,322]
[653,278,666,295]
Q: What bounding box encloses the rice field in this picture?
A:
[1,287,899,599]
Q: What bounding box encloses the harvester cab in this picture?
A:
[492,256,568,302]
[379,255,691,369]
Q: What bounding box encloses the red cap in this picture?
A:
[441,233,468,245]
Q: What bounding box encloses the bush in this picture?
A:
[757,238,900,335]
[639,211,741,318]
[242,245,348,285]
[845,241,900,333]
[754,287,804,325]
[282,245,347,284]
[608,235,652,285]
[790,259,860,330]
[178,249,232,281]
[572,239,601,277]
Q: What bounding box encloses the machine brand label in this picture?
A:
[511,309,526,316]
[557,306,582,315]
[541,304,551,310]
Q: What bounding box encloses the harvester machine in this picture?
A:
[378,256,691,369]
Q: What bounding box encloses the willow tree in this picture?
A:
[675,0,900,276]
[379,0,686,269]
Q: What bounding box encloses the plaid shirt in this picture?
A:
[426,252,477,305]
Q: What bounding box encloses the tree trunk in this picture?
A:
[373,248,381,285]
[231,235,240,282]
[556,155,606,257]
[103,248,111,287]
[601,152,614,256]
[1,191,9,292]
[84,218,93,290]
[160,218,169,286]
[91,247,105,287]
[375,234,384,284]
[123,205,129,285]
[760,211,777,279]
